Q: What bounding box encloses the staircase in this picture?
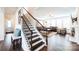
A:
[21,15,47,51]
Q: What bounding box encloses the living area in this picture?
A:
[0,7,79,51]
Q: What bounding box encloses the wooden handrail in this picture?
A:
[22,7,45,29]
[21,7,48,45]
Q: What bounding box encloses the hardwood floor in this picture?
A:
[0,32,79,51]
[48,33,79,51]
[0,34,23,51]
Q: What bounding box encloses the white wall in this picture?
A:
[68,8,79,44]
[0,8,5,40]
[4,7,18,32]
[73,8,79,44]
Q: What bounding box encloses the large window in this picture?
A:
[39,16,72,29]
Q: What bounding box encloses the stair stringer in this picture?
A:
[21,20,31,51]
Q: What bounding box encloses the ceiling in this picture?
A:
[27,7,77,19]
[4,7,18,20]
[3,7,77,20]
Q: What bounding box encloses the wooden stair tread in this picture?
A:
[28,35,39,39]
[31,41,44,51]
[24,29,35,32]
[24,32,37,35]
[30,38,41,44]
